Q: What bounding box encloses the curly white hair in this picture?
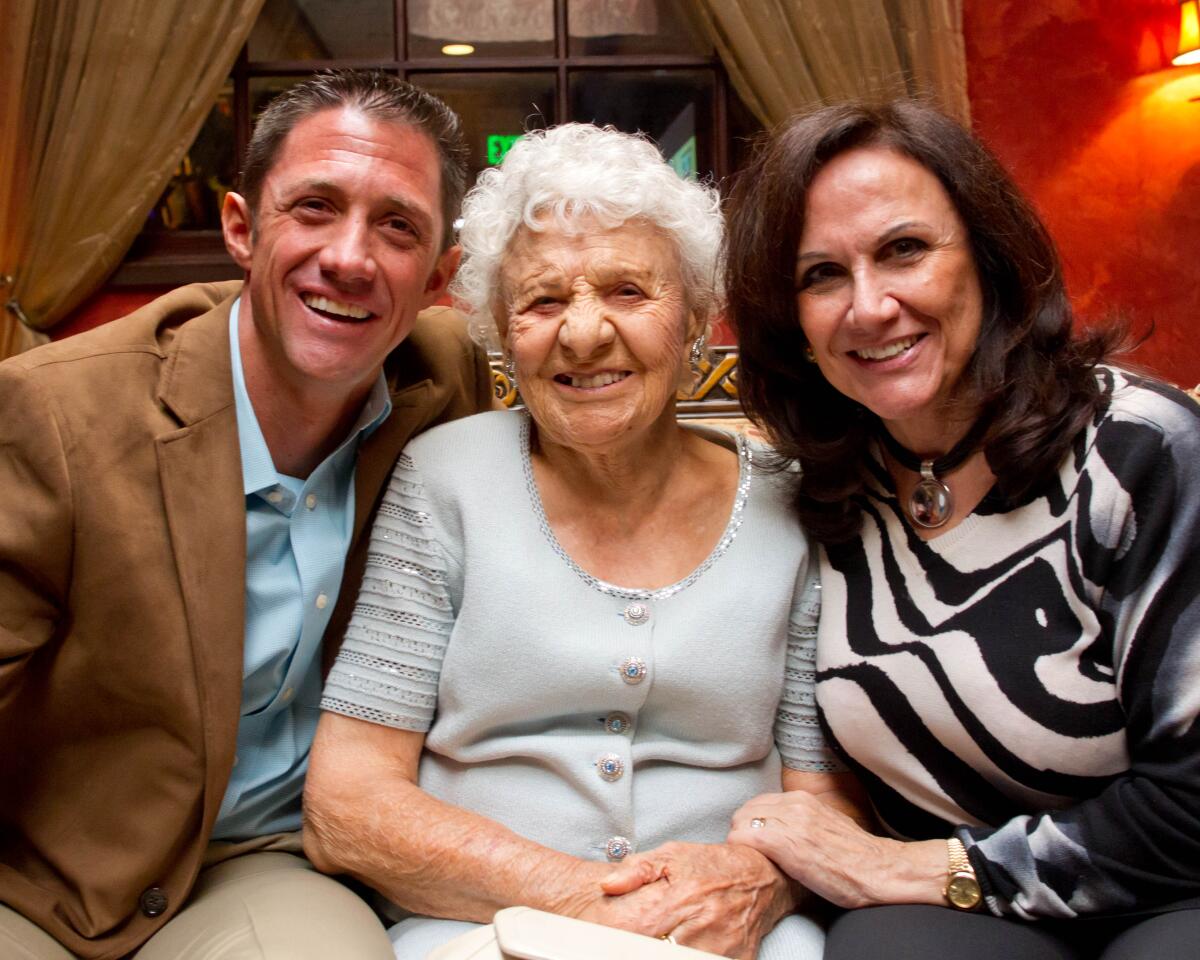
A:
[450,123,725,351]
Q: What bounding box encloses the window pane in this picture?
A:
[250,76,312,122]
[407,0,554,59]
[412,72,555,194]
[248,0,394,61]
[147,83,235,231]
[570,70,713,179]
[568,0,711,56]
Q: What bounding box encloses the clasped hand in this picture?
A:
[726,790,946,910]
[561,841,793,959]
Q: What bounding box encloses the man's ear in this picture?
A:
[421,244,462,308]
[221,192,255,270]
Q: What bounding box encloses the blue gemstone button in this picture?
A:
[619,657,647,684]
[597,753,625,781]
[606,836,632,861]
[604,712,632,735]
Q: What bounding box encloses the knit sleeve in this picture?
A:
[961,386,1200,919]
[321,450,457,731]
[775,559,847,773]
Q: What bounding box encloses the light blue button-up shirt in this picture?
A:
[212,299,392,840]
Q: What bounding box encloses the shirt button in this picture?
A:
[266,489,283,504]
[618,657,647,685]
[316,593,329,610]
[305,493,318,510]
[596,753,625,782]
[282,687,294,701]
[604,712,632,735]
[623,602,650,626]
[605,836,632,861]
[139,886,168,918]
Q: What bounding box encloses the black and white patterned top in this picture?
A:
[814,368,1200,919]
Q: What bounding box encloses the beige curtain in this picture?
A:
[1,1,45,357]
[689,0,970,128]
[0,0,266,361]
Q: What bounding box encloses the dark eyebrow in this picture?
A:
[795,219,934,266]
[796,249,832,266]
[291,178,340,196]
[878,220,932,243]
[382,195,433,227]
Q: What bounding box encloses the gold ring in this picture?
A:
[660,934,677,944]
[750,817,767,829]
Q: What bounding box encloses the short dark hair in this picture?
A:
[725,99,1120,543]
[239,69,468,250]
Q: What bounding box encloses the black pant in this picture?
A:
[824,899,1200,960]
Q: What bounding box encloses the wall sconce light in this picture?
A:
[1175,0,1200,66]
[441,43,476,56]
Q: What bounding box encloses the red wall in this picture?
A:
[964,0,1200,387]
[61,2,1200,387]
[53,288,162,341]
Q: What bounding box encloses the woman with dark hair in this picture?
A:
[720,100,1200,958]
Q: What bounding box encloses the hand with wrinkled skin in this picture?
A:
[727,789,946,910]
[545,858,693,940]
[595,841,796,958]
[307,715,788,950]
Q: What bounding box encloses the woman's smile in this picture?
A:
[552,369,634,391]
[848,333,926,364]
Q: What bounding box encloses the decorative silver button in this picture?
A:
[623,602,650,626]
[605,836,632,861]
[596,753,625,782]
[618,657,647,685]
[604,712,632,735]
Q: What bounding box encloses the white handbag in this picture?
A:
[426,907,730,960]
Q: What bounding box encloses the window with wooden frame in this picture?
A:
[113,0,760,287]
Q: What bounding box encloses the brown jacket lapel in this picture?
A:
[155,296,246,828]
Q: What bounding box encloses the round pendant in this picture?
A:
[909,476,953,529]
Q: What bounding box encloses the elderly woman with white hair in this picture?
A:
[303,124,853,960]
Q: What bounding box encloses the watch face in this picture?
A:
[947,873,982,909]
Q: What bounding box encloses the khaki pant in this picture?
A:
[0,849,393,960]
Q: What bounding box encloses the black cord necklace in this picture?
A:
[876,415,991,529]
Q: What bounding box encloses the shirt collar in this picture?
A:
[228,298,392,497]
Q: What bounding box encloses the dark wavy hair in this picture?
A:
[725,100,1121,543]
[240,70,468,251]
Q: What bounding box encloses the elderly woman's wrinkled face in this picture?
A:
[498,218,698,452]
[795,145,984,442]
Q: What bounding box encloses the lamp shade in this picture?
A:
[1176,0,1200,66]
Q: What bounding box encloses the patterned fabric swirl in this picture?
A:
[815,368,1200,920]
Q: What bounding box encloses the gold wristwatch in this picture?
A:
[944,838,982,910]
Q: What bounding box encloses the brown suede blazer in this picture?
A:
[0,281,494,958]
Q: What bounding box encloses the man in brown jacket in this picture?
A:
[0,72,493,959]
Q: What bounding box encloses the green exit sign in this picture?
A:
[487,134,523,165]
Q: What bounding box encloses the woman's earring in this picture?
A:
[804,344,817,364]
[689,335,706,371]
[503,355,518,388]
